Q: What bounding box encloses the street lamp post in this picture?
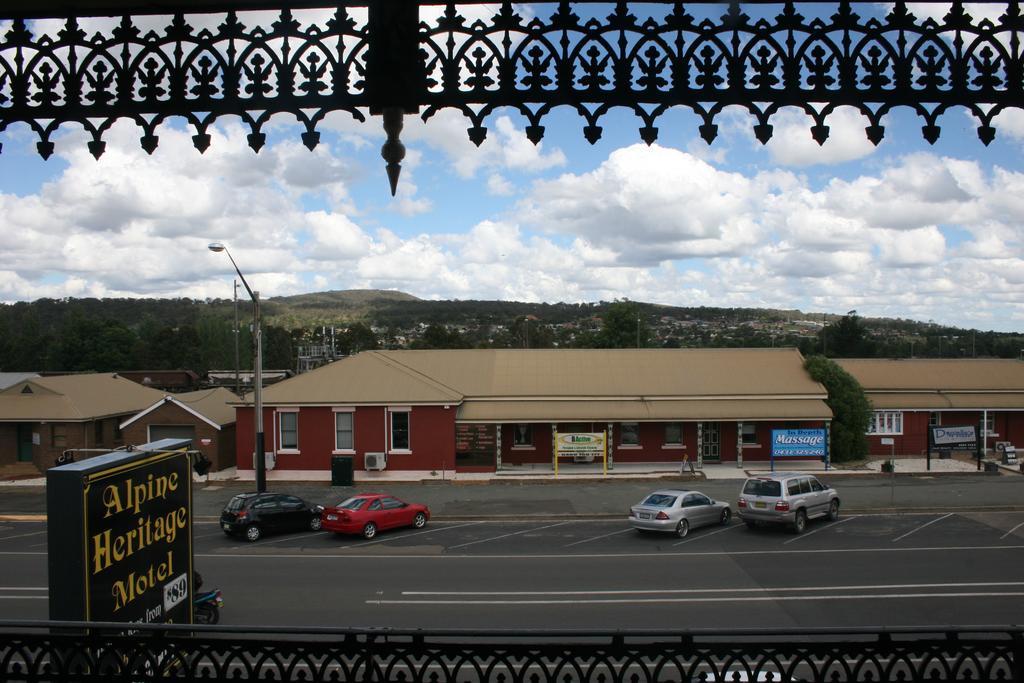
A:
[209,242,266,493]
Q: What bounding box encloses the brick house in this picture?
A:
[836,359,1024,457]
[119,387,238,472]
[0,373,167,472]
[232,348,833,480]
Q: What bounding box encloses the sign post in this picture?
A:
[770,429,827,472]
[929,425,978,473]
[47,439,194,628]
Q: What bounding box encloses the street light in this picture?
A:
[208,242,266,493]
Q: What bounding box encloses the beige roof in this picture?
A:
[0,373,168,422]
[836,359,1024,411]
[122,387,239,429]
[458,399,832,422]
[261,348,830,421]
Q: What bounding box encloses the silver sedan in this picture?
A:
[629,489,732,538]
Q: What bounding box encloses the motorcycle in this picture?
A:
[192,571,224,625]
[194,588,224,624]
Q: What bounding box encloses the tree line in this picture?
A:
[1,296,1022,375]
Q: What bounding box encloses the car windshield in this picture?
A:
[225,496,248,512]
[743,480,782,497]
[641,493,677,507]
[335,497,369,510]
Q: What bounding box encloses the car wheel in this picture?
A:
[720,508,732,525]
[245,525,262,542]
[744,520,757,530]
[828,500,840,522]
[413,512,427,529]
[675,519,689,538]
[310,516,322,531]
[362,522,377,539]
[792,510,808,534]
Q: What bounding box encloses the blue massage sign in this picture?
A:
[771,429,827,458]
[47,439,194,626]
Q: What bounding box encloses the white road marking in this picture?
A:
[564,527,635,547]
[783,516,855,544]
[892,513,953,542]
[0,530,46,542]
[448,522,573,550]
[401,581,1024,596]
[369,591,1024,606]
[177,543,1024,561]
[672,523,744,546]
[1000,520,1024,540]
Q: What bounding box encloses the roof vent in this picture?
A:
[20,385,32,394]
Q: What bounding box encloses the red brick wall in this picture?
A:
[236,405,457,472]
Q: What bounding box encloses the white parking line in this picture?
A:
[783,517,855,544]
[672,523,744,546]
[448,522,572,550]
[0,529,46,542]
[1000,520,1024,540]
[892,513,953,542]
[336,522,483,549]
[564,527,635,547]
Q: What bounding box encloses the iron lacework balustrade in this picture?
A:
[0,621,1021,682]
[0,0,1022,192]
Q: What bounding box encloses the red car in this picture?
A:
[320,493,430,539]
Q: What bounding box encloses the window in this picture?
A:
[929,412,941,427]
[113,420,122,441]
[279,411,298,450]
[94,420,103,445]
[787,480,801,495]
[981,413,995,434]
[52,424,66,448]
[513,424,533,447]
[664,422,683,446]
[381,497,405,510]
[335,411,354,451]
[809,478,823,492]
[868,411,903,435]
[620,422,640,446]
[741,423,758,445]
[391,410,410,450]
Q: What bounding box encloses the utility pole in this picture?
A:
[233,279,240,396]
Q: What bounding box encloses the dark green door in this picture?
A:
[16,423,33,462]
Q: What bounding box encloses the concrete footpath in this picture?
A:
[0,457,1020,520]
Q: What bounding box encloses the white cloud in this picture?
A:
[764,107,879,166]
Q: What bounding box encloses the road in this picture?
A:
[2,509,1023,629]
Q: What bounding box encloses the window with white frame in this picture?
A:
[664,422,683,446]
[929,412,941,427]
[620,422,640,446]
[390,410,410,451]
[513,424,533,447]
[335,411,354,451]
[981,413,995,434]
[279,411,298,450]
[741,423,758,445]
[868,411,903,435]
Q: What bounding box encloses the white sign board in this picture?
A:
[880,437,894,445]
[555,432,606,459]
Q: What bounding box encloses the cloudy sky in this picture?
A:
[2,4,1024,331]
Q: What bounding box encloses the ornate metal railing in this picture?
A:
[0,621,1021,682]
[1,0,1022,191]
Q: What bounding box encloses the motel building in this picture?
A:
[231,348,834,479]
[835,359,1024,459]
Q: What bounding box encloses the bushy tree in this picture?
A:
[597,301,651,348]
[804,355,872,463]
[821,313,875,357]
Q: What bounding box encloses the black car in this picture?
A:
[220,492,324,542]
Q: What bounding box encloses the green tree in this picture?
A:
[263,325,294,369]
[804,355,872,463]
[597,301,651,348]
[821,312,875,357]
[339,323,379,354]
[413,323,467,349]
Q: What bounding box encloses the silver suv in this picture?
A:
[737,472,839,533]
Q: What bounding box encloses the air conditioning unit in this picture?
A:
[364,452,387,471]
